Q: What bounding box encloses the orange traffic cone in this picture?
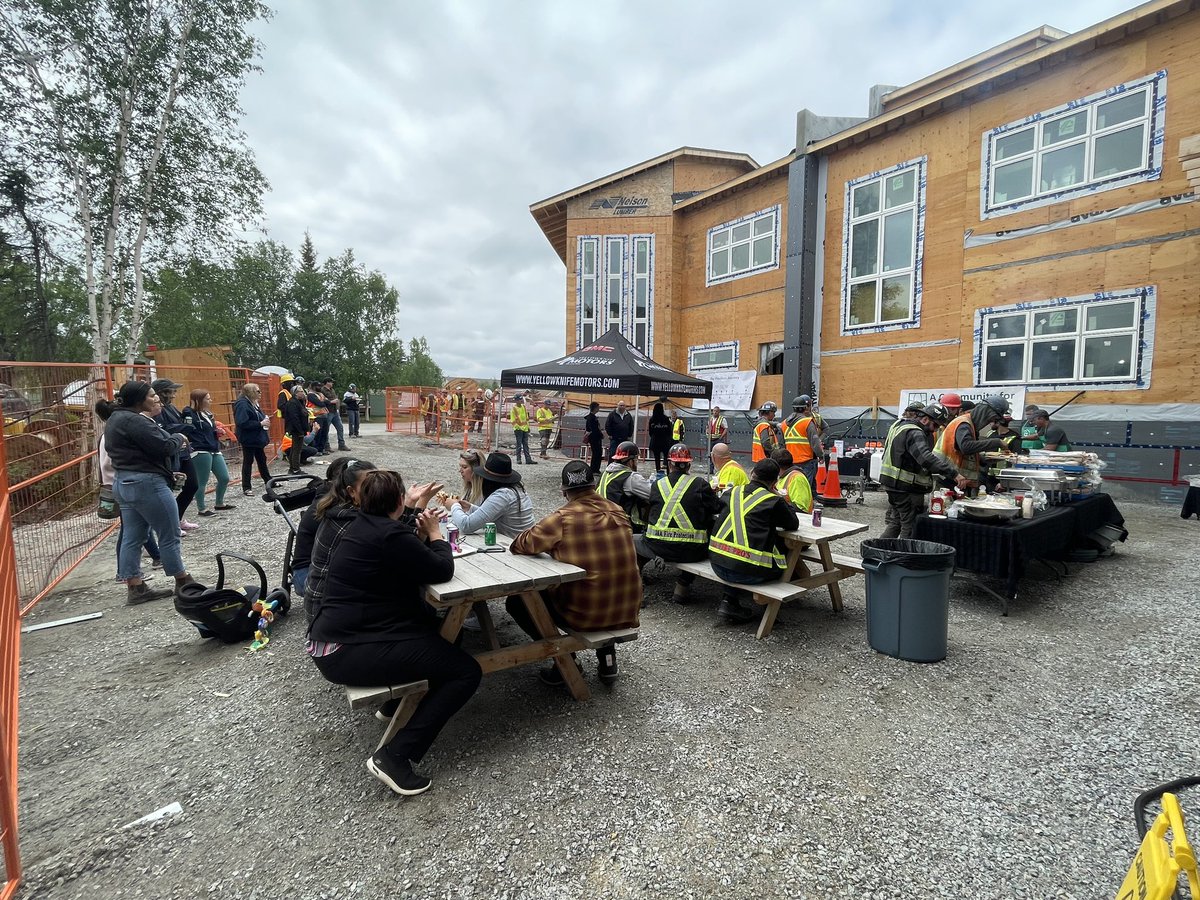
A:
[819,446,847,508]
[815,455,828,495]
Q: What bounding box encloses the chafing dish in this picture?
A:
[954,498,1022,521]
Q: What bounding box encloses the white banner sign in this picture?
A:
[691,370,757,410]
[898,387,1026,416]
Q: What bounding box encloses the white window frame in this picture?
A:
[688,340,739,372]
[576,233,654,354]
[980,71,1166,219]
[974,286,1156,390]
[706,205,781,287]
[840,156,926,336]
[575,236,599,349]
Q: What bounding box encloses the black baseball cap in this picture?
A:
[561,460,596,491]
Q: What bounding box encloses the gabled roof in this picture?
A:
[673,152,796,213]
[805,0,1192,156]
[530,147,757,262]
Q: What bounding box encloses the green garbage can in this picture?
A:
[861,538,956,663]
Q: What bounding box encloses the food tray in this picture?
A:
[955,499,1022,521]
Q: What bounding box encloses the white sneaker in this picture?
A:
[462,613,482,632]
[180,520,200,531]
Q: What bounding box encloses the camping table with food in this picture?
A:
[423,535,597,700]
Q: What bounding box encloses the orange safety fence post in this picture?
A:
[0,428,24,898]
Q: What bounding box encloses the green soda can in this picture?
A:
[484,522,497,546]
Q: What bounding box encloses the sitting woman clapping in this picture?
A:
[307,469,480,797]
[443,451,534,539]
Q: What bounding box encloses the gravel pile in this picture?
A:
[15,425,1200,898]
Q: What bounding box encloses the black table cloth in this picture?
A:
[1182,486,1200,520]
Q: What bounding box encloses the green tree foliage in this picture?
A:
[142,237,437,390]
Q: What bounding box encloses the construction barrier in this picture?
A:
[385,386,495,453]
[1,420,23,898]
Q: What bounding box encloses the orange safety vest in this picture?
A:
[784,416,815,463]
[933,413,979,481]
[751,420,781,462]
[708,415,727,439]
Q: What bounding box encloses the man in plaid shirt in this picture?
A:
[509,460,641,686]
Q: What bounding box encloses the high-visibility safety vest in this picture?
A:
[751,421,782,462]
[645,474,706,545]
[510,404,530,432]
[708,415,727,439]
[598,467,644,526]
[933,413,980,482]
[779,469,813,512]
[536,407,555,431]
[879,422,935,493]
[714,459,749,491]
[672,419,685,441]
[784,416,815,463]
[709,484,787,573]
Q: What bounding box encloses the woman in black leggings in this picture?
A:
[307,469,480,796]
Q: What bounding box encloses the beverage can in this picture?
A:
[484,522,497,546]
[447,524,460,553]
[811,504,823,527]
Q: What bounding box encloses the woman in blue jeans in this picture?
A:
[105,381,197,605]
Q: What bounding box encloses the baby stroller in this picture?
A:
[263,473,325,596]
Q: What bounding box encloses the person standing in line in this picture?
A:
[422,392,436,434]
[708,458,798,624]
[536,398,557,459]
[604,401,633,461]
[782,395,824,495]
[672,408,686,443]
[317,376,348,450]
[151,378,200,533]
[471,390,486,433]
[234,383,273,497]
[342,383,362,438]
[932,395,1011,492]
[305,380,331,454]
[105,381,197,604]
[96,399,163,573]
[182,389,235,517]
[707,406,729,474]
[585,401,603,475]
[751,402,784,462]
[880,403,964,539]
[284,383,311,474]
[509,461,642,687]
[646,402,673,473]
[509,394,536,465]
[1034,409,1072,451]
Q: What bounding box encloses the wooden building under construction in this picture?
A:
[530,0,1200,501]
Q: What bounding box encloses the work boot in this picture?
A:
[716,593,755,623]
[338,444,350,451]
[596,645,619,685]
[672,581,694,604]
[126,581,172,606]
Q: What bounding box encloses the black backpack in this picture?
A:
[174,552,291,643]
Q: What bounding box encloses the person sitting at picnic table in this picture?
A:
[308,469,476,797]
[301,459,378,619]
[709,442,749,493]
[442,451,534,539]
[635,443,721,605]
[291,457,372,596]
[770,448,814,513]
[454,448,486,506]
[599,440,653,532]
[708,458,799,624]
[508,460,642,686]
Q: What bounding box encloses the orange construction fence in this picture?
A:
[0,359,288,896]
[385,386,494,452]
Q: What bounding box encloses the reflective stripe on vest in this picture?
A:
[708,415,726,438]
[709,485,786,571]
[598,469,631,504]
[784,416,814,463]
[511,405,529,431]
[645,474,705,544]
[933,413,979,481]
[673,419,685,441]
[879,422,933,490]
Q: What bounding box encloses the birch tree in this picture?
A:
[0,0,268,365]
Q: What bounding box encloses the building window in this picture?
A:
[975,286,1155,389]
[841,157,926,335]
[759,342,784,376]
[689,341,738,371]
[706,205,780,286]
[981,71,1166,218]
[576,234,654,353]
[577,237,598,348]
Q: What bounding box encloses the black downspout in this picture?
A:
[784,153,820,402]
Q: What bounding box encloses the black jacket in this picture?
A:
[647,416,673,452]
[584,412,602,445]
[104,408,186,481]
[308,512,454,643]
[292,484,331,571]
[643,471,721,562]
[284,396,310,437]
[155,402,195,460]
[234,396,270,449]
[880,422,958,494]
[605,410,633,441]
[303,502,358,623]
[181,407,220,453]
[709,482,799,578]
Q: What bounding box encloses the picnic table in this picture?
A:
[675,515,868,639]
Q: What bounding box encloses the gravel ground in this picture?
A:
[15,424,1200,899]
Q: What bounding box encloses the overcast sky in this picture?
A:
[240,0,1136,379]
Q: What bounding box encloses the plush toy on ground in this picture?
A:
[248,594,283,651]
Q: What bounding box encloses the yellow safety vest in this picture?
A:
[536,407,554,431]
[715,460,749,490]
[510,404,530,432]
[880,422,934,492]
[645,474,705,544]
[779,470,813,512]
[709,485,787,572]
[672,419,685,441]
[598,468,644,526]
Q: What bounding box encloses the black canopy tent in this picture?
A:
[500,327,712,446]
[500,327,712,399]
